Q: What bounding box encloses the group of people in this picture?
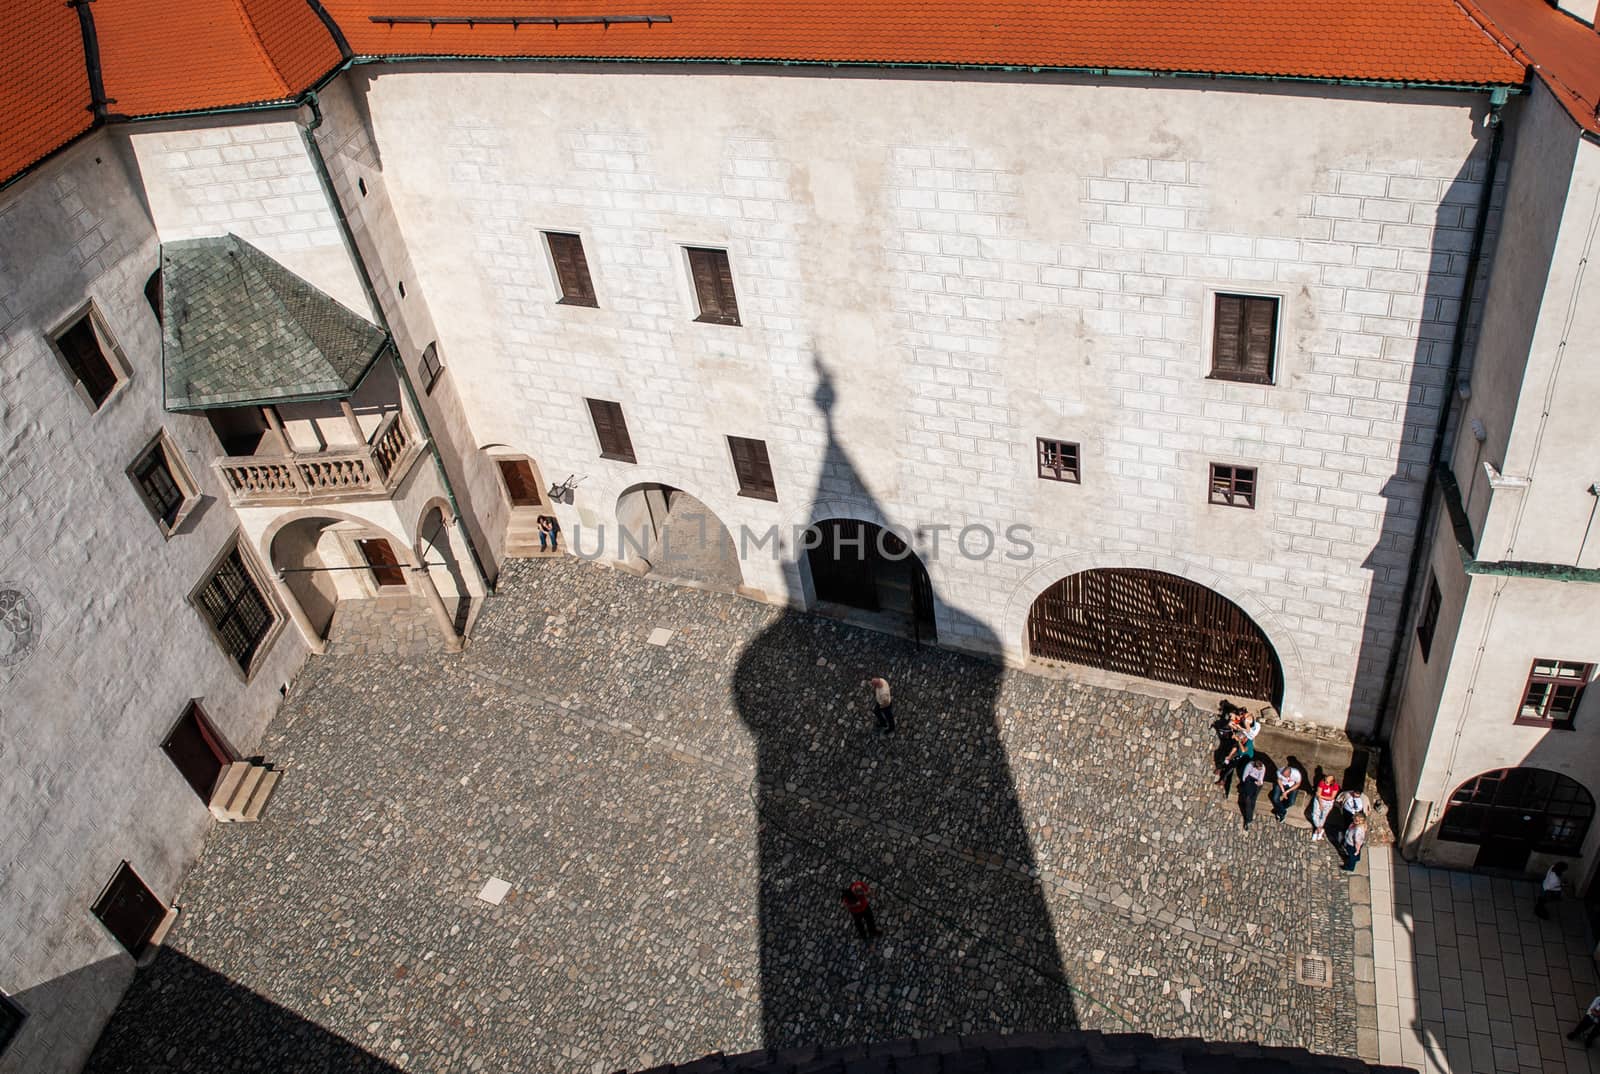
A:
[1213,704,1369,872]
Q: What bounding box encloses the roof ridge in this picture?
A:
[1454,0,1597,124]
[1450,0,1532,68]
[229,0,294,98]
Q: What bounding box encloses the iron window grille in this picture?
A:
[195,545,277,673]
[1417,574,1442,662]
[419,342,444,393]
[1210,293,1278,385]
[1037,438,1081,483]
[1516,659,1593,729]
[1439,767,1595,854]
[1208,463,1256,509]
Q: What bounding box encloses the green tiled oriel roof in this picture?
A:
[161,234,389,412]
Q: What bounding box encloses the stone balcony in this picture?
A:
[213,410,426,507]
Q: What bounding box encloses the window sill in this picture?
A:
[693,314,741,327]
[1207,497,1256,510]
[557,297,599,309]
[1038,472,1081,484]
[737,489,779,502]
[598,452,637,464]
[1206,372,1274,387]
[1513,716,1576,730]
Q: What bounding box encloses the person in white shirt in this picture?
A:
[868,677,895,734]
[1567,993,1600,1047]
[1270,761,1304,823]
[1341,815,1368,873]
[1238,759,1268,830]
[1536,861,1569,920]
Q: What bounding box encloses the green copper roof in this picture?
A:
[161,235,388,412]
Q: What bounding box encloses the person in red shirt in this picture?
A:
[841,881,882,943]
[1310,775,1340,843]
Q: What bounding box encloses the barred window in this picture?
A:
[194,545,276,673]
[128,432,198,535]
[1037,439,1081,483]
[1208,463,1256,509]
[1440,767,1594,854]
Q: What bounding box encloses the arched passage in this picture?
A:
[1026,567,1283,705]
[1439,767,1595,871]
[417,503,474,632]
[614,483,743,591]
[803,518,936,643]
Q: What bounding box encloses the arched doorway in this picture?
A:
[804,519,936,643]
[614,483,743,591]
[417,505,473,633]
[1439,768,1595,871]
[1026,568,1282,704]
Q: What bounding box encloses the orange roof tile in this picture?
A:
[0,0,94,184]
[1463,0,1600,135]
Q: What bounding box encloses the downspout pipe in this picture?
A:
[1372,88,1508,742]
[297,90,496,595]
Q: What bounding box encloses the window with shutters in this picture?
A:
[545,232,597,307]
[686,247,740,326]
[50,303,128,411]
[728,436,778,501]
[1208,463,1256,509]
[1037,438,1081,483]
[1515,660,1593,729]
[1210,293,1278,385]
[1417,574,1441,662]
[192,540,278,675]
[586,398,637,463]
[418,341,444,393]
[91,862,169,958]
[127,431,200,537]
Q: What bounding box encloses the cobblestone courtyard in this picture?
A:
[90,558,1368,1073]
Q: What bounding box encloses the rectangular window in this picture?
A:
[586,398,637,464]
[1417,574,1442,662]
[91,862,168,958]
[52,305,127,410]
[128,432,199,536]
[0,991,23,1059]
[418,342,443,393]
[160,701,234,802]
[686,247,740,326]
[1516,659,1593,729]
[728,436,778,501]
[1208,463,1257,509]
[546,232,597,307]
[194,543,277,674]
[1211,293,1278,385]
[1037,438,1081,483]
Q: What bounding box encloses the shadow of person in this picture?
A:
[731,360,1076,1049]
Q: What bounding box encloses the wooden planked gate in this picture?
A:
[1027,568,1282,703]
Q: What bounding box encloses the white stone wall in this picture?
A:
[0,135,305,1073]
[362,69,1495,728]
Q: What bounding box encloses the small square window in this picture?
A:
[1516,659,1593,729]
[127,432,200,537]
[545,232,597,307]
[1211,293,1278,385]
[50,304,128,411]
[192,540,279,675]
[686,247,740,326]
[1037,438,1081,483]
[419,342,444,393]
[1417,574,1441,662]
[728,436,778,501]
[1209,463,1257,509]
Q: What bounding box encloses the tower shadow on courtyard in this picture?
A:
[731,362,1077,1048]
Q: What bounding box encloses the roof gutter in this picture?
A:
[296,88,496,596]
[1436,464,1600,582]
[1372,87,1510,743]
[65,0,111,123]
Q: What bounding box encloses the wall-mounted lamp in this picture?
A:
[547,474,584,505]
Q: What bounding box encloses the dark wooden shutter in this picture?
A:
[92,864,167,957]
[1211,294,1275,384]
[688,248,739,325]
[587,398,636,463]
[161,701,234,802]
[57,315,119,406]
[728,436,777,500]
[548,232,596,307]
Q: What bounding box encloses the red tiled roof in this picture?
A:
[1,0,94,185]
[1464,0,1600,135]
[2,0,1581,189]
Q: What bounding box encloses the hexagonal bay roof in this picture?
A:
[160,234,388,412]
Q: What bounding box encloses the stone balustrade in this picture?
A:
[213,411,424,507]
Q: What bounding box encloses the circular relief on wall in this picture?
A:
[0,584,40,668]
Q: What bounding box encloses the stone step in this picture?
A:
[238,768,281,822]
[223,764,267,821]
[208,762,252,821]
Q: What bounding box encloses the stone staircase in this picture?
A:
[208,760,282,822]
[505,514,559,558]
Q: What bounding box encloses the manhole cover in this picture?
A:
[1297,953,1333,988]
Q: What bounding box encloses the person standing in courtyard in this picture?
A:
[1537,861,1569,920]
[1341,814,1368,872]
[841,881,881,943]
[1336,786,1367,823]
[1309,774,1340,842]
[1567,994,1600,1047]
[1239,757,1267,830]
[869,676,895,734]
[1215,712,1259,792]
[1271,760,1303,823]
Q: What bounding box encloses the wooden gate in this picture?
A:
[1027,568,1281,702]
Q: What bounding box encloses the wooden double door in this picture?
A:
[807,520,936,643]
[1027,568,1282,703]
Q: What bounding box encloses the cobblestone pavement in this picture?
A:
[89,557,1365,1073]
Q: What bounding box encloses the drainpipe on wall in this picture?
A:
[1372,87,1509,744]
[296,90,496,596]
